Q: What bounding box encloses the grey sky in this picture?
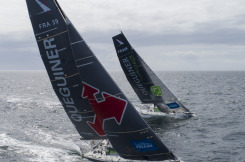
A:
[0,0,245,71]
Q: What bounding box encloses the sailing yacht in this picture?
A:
[26,0,178,161]
[112,32,193,118]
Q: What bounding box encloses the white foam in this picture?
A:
[0,133,82,161]
[6,96,32,103]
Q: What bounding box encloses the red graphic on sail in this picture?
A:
[82,82,127,136]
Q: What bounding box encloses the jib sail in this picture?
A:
[26,0,106,140]
[112,32,190,113]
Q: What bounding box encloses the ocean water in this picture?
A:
[0,71,244,162]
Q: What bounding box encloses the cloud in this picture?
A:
[0,0,245,71]
[58,0,245,33]
[0,32,43,70]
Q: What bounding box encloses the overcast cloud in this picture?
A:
[0,0,245,71]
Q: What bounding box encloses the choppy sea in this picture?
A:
[0,71,244,162]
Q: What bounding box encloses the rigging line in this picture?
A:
[105,127,150,134]
[37,30,68,42]
[92,139,107,150]
[77,62,93,68]
[57,48,67,52]
[50,73,79,82]
[65,73,79,79]
[118,24,122,33]
[75,56,94,62]
[70,40,84,45]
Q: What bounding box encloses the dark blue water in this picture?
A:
[0,71,244,161]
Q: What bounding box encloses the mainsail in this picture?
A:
[112,32,191,114]
[26,0,105,140]
[26,0,177,160]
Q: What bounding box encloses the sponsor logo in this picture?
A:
[39,19,59,29]
[122,56,148,96]
[117,47,128,54]
[150,86,162,96]
[43,38,82,122]
[82,82,127,136]
[166,102,180,109]
[116,39,124,46]
[35,0,51,15]
[116,39,128,54]
[131,139,158,152]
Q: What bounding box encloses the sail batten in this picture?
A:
[36,30,69,42]
[35,28,58,36]
[77,62,94,68]
[71,40,85,45]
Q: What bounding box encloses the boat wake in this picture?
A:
[0,131,82,161]
[135,104,194,120]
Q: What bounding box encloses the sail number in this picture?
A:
[39,19,59,29]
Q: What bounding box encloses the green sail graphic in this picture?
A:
[151,86,162,96]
